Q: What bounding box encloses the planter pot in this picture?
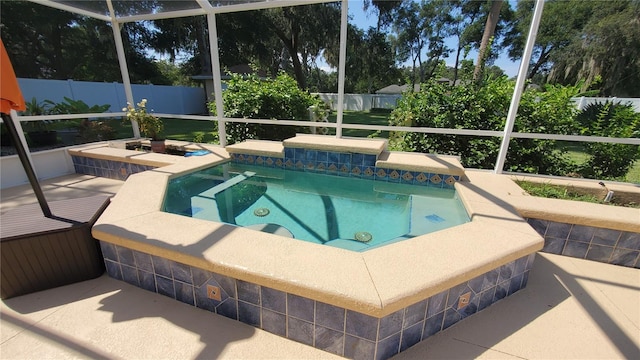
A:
[27,130,58,146]
[150,139,166,153]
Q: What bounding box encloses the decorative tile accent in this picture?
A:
[430,174,442,185]
[528,218,639,268]
[100,242,533,360]
[415,173,428,183]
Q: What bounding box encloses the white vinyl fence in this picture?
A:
[17,78,208,115]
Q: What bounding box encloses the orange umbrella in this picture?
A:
[1,39,52,217]
[1,39,26,114]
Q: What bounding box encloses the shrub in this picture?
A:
[208,73,328,144]
[388,77,577,174]
[576,102,640,179]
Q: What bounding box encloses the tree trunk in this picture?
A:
[473,0,503,82]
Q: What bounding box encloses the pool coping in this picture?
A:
[91,141,547,317]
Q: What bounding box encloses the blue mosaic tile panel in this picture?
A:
[230,150,460,189]
[527,218,640,268]
[72,155,155,180]
[99,241,535,360]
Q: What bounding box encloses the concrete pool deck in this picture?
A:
[1,167,638,359]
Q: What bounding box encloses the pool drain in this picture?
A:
[253,207,270,217]
[354,231,372,243]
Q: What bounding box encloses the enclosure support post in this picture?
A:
[494,0,544,174]
[206,12,227,147]
[107,0,140,138]
[3,111,51,217]
[335,0,348,138]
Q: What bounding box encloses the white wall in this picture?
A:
[0,148,75,189]
[18,78,208,115]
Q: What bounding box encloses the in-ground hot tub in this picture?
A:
[162,162,470,252]
[92,135,543,360]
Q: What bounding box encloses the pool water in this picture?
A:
[163,163,469,251]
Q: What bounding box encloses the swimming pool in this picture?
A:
[163,162,469,251]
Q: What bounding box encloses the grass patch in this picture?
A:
[557,141,640,184]
[327,110,391,138]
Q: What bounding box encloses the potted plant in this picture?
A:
[123,99,165,153]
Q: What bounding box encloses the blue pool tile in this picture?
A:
[568,224,595,242]
[238,301,261,327]
[563,240,589,258]
[403,299,427,329]
[477,287,496,311]
[317,151,328,163]
[304,150,317,162]
[138,269,156,293]
[261,287,286,314]
[400,321,423,352]
[375,332,401,360]
[546,222,571,240]
[618,232,640,250]
[422,311,444,339]
[375,167,389,182]
[442,307,462,330]
[216,299,238,320]
[104,260,122,280]
[542,237,566,254]
[508,273,525,296]
[175,281,195,306]
[171,261,192,284]
[116,246,135,267]
[592,228,621,246]
[315,326,344,356]
[527,218,549,236]
[344,335,375,360]
[352,153,364,166]
[211,273,237,299]
[262,309,286,337]
[364,155,376,167]
[514,256,528,275]
[426,290,448,318]
[293,147,304,161]
[237,280,260,305]
[121,264,139,286]
[328,151,340,164]
[339,153,351,165]
[493,280,509,303]
[459,296,479,319]
[288,293,314,322]
[345,311,378,341]
[522,271,531,288]
[609,249,639,267]
[288,317,314,346]
[379,309,403,340]
[497,262,515,284]
[100,242,118,261]
[155,275,175,298]
[585,244,613,263]
[446,283,470,309]
[284,148,294,159]
[387,169,401,183]
[350,165,364,178]
[191,267,212,287]
[152,255,172,278]
[316,301,345,332]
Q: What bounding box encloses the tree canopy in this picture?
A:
[1,0,638,96]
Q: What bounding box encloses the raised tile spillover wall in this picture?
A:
[100,241,535,360]
[229,148,460,189]
[71,156,155,181]
[527,219,640,268]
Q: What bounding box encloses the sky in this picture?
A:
[342,0,521,78]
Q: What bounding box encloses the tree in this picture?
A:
[1,0,168,84]
[473,0,503,82]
